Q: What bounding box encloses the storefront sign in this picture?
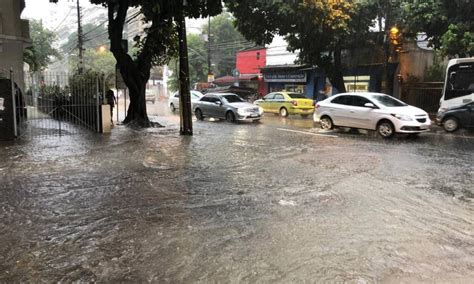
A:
[264,71,307,83]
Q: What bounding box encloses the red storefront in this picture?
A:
[235,47,267,96]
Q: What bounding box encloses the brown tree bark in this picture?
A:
[328,44,347,94]
[107,0,152,127]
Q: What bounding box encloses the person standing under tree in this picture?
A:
[106,90,117,125]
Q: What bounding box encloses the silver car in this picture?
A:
[193,93,263,122]
[168,90,203,112]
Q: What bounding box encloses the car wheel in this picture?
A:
[226,111,236,122]
[195,108,204,120]
[170,103,176,112]
[320,116,333,130]
[443,117,459,132]
[377,120,395,138]
[301,114,309,118]
[279,107,288,117]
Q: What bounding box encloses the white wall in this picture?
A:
[266,35,299,66]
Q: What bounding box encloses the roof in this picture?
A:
[212,76,235,84]
[212,74,259,84]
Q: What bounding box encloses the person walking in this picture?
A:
[106,89,117,125]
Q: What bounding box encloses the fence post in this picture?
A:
[10,69,18,137]
[96,75,100,132]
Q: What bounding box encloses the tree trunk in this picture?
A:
[118,59,150,126]
[330,44,346,93]
[107,1,151,127]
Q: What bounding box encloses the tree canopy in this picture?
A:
[167,11,252,92]
[402,0,474,58]
[24,20,61,72]
[89,0,222,126]
[226,0,376,92]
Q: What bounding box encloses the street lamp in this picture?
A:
[98,45,107,53]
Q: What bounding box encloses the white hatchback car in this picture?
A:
[313,92,431,138]
[168,90,203,112]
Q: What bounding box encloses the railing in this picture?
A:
[401,82,444,114]
[1,69,105,138]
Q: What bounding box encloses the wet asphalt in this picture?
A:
[0,103,473,282]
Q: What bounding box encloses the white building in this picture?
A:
[0,0,31,90]
[265,35,299,66]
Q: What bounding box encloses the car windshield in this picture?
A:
[288,93,307,99]
[370,94,407,107]
[222,94,244,103]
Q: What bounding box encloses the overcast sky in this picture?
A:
[23,0,205,33]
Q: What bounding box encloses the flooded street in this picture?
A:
[1,103,473,282]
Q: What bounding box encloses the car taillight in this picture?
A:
[291,100,297,106]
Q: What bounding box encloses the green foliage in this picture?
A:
[402,0,474,57]
[167,33,207,92]
[24,20,61,72]
[89,0,223,70]
[167,58,179,92]
[424,53,446,81]
[61,23,109,53]
[203,12,250,76]
[167,12,249,91]
[68,47,116,85]
[226,0,376,91]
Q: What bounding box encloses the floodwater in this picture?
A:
[0,109,473,282]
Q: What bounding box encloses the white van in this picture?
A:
[439,58,474,112]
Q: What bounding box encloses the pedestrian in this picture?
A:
[106,89,117,125]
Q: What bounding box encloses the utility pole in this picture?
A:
[207,16,211,75]
[177,1,193,135]
[76,0,84,74]
[207,16,213,83]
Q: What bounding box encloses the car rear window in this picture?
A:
[222,94,244,103]
[288,93,307,99]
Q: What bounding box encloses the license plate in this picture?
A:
[250,114,258,118]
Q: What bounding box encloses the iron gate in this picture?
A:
[2,70,106,138]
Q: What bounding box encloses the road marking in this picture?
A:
[277,128,338,138]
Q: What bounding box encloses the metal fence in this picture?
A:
[400,82,444,115]
[1,69,105,138]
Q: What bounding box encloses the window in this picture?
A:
[222,94,244,103]
[208,96,219,103]
[370,94,407,107]
[351,96,372,107]
[256,52,260,60]
[200,96,213,102]
[288,93,307,99]
[344,75,370,92]
[445,63,474,100]
[331,95,351,105]
[264,94,275,100]
[274,94,284,100]
[173,92,179,98]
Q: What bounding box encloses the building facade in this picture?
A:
[235,47,266,95]
[0,0,30,89]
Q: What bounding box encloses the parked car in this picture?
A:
[193,93,263,122]
[168,90,203,112]
[204,86,259,102]
[313,92,431,138]
[436,102,474,132]
[254,91,314,117]
[145,89,156,104]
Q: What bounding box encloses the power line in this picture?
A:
[53,7,75,32]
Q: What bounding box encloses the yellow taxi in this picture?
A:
[254,91,315,117]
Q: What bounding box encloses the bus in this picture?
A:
[439,58,474,112]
